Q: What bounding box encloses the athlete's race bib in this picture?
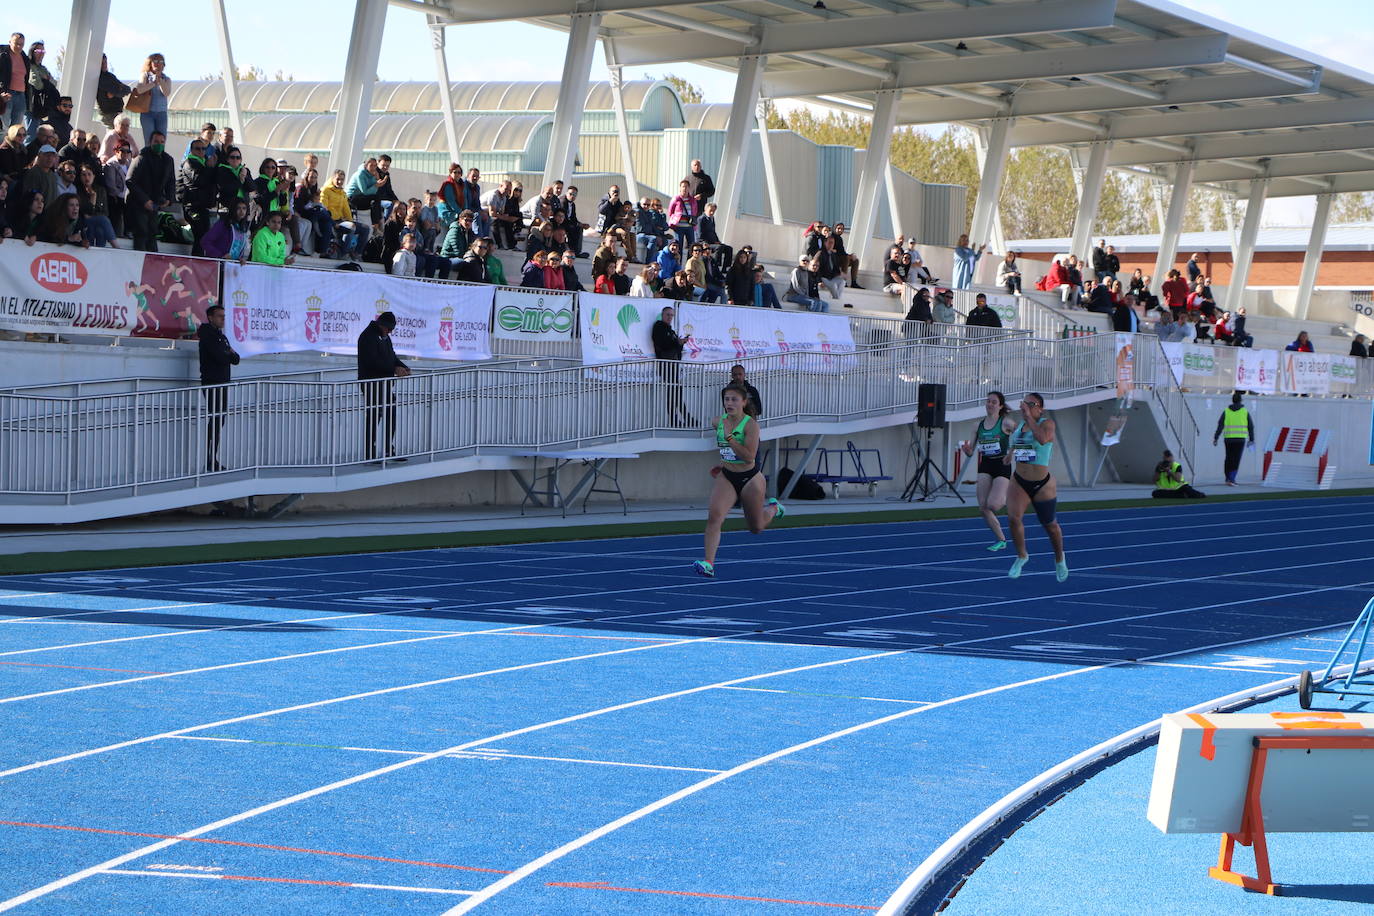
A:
[1013,447,1038,463]
[719,447,739,462]
[979,442,1002,456]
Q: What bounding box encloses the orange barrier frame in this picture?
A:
[1209,734,1374,894]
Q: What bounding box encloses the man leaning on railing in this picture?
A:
[357,311,410,463]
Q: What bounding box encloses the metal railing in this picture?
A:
[1131,335,1200,475]
[0,334,1114,504]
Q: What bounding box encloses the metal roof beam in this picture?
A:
[1105,125,1374,167]
[1010,97,1374,146]
[1191,153,1374,183]
[762,35,1229,98]
[1268,171,1374,197]
[1224,53,1321,89]
[892,72,1321,124]
[612,0,1117,66]
[432,0,710,26]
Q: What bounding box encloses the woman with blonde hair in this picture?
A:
[128,53,171,147]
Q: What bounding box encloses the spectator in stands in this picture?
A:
[293,169,335,256]
[1212,391,1253,486]
[905,286,933,323]
[520,250,547,289]
[542,248,566,290]
[832,222,861,289]
[129,53,170,147]
[448,238,482,283]
[1186,252,1203,285]
[668,179,698,248]
[0,124,27,180]
[1127,268,1146,298]
[545,223,570,260]
[1188,312,1212,343]
[1101,244,1120,281]
[485,179,513,250]
[817,235,847,305]
[201,198,250,262]
[403,209,447,279]
[1161,268,1190,318]
[321,168,366,261]
[1112,295,1138,333]
[882,246,909,296]
[635,197,663,264]
[966,293,1002,329]
[94,55,129,129]
[557,249,584,292]
[1286,331,1315,353]
[661,269,694,302]
[182,122,216,163]
[933,288,957,324]
[416,190,440,250]
[591,232,619,280]
[36,192,86,246]
[1152,450,1205,499]
[730,364,763,419]
[25,43,58,138]
[1085,280,1114,316]
[562,185,589,257]
[250,211,294,266]
[696,201,721,251]
[685,159,714,214]
[176,136,217,255]
[701,244,726,303]
[786,256,826,312]
[1351,334,1369,358]
[346,157,380,222]
[725,249,754,305]
[440,208,477,265]
[652,304,695,427]
[1,33,30,133]
[1213,310,1233,345]
[0,176,13,239]
[438,163,463,226]
[22,142,57,206]
[12,188,43,244]
[481,238,505,286]
[58,128,93,170]
[198,302,240,472]
[25,123,54,160]
[1154,309,1188,343]
[391,231,418,277]
[358,311,409,462]
[684,243,708,300]
[76,164,116,247]
[53,158,76,197]
[380,202,408,274]
[597,185,623,234]
[373,154,399,220]
[607,257,632,295]
[125,131,173,252]
[102,142,129,236]
[101,116,136,162]
[593,257,615,294]
[952,233,984,289]
[630,262,658,298]
[752,265,783,309]
[656,240,682,282]
[998,251,1022,295]
[1063,255,1084,304]
[81,134,105,181]
[209,126,234,164]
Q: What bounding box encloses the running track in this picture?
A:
[0,495,1366,914]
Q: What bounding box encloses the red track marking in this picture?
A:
[547,881,879,910]
[0,821,509,874]
[0,661,168,674]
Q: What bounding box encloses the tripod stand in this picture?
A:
[901,425,965,503]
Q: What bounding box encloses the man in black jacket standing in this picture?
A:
[652,305,695,428]
[965,292,1003,329]
[126,131,174,251]
[685,159,715,215]
[357,311,410,461]
[198,304,240,472]
[177,136,218,255]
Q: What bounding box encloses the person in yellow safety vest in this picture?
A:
[1151,449,1206,499]
[1212,390,1255,486]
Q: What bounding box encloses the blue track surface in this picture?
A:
[1,495,1370,914]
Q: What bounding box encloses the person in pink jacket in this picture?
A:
[667,179,698,249]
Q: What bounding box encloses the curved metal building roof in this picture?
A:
[243,113,553,154]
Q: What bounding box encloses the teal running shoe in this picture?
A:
[1009,555,1029,579]
[692,560,715,578]
[1055,559,1069,582]
[987,540,1008,552]
[767,498,786,520]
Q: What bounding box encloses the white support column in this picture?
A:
[968,118,1012,251]
[713,54,765,243]
[328,0,388,180]
[543,12,600,189]
[428,17,462,166]
[210,0,244,135]
[1069,140,1111,262]
[60,0,110,133]
[849,88,899,267]
[757,100,783,225]
[1151,181,1167,235]
[1225,174,1270,314]
[1295,191,1334,321]
[1152,160,1195,289]
[602,45,639,205]
[884,163,904,241]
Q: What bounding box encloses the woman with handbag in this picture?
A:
[126,53,170,147]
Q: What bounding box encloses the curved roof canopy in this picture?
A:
[244,113,552,154]
[416,0,1374,199]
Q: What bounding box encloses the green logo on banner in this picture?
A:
[497,304,574,335]
[616,303,640,335]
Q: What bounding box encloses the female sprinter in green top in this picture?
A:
[694,382,785,578]
[1006,392,1068,582]
[960,390,1015,551]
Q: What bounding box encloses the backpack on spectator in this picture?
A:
[775,467,826,500]
[362,234,384,264]
[157,212,192,244]
[712,244,733,277]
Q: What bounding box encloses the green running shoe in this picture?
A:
[767,498,786,519]
[1055,559,1069,582]
[1009,556,1029,579]
[692,560,715,578]
[987,540,1008,552]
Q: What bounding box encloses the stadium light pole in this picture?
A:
[714,54,766,244]
[60,0,110,134]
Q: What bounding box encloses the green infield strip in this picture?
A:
[3,487,1369,576]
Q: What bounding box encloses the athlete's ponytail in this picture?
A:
[722,382,759,418]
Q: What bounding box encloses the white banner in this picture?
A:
[675,302,857,370]
[1159,342,1184,386]
[223,264,493,360]
[1235,348,1279,394]
[0,241,219,339]
[577,292,656,380]
[1282,350,1331,395]
[1332,355,1359,388]
[985,293,1018,329]
[1181,344,1218,380]
[492,287,576,341]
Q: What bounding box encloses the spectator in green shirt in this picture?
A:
[250,211,294,266]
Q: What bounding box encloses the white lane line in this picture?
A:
[718,685,929,705]
[0,649,908,911]
[0,602,218,627]
[0,623,544,704]
[100,869,475,895]
[164,736,723,774]
[442,618,1351,915]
